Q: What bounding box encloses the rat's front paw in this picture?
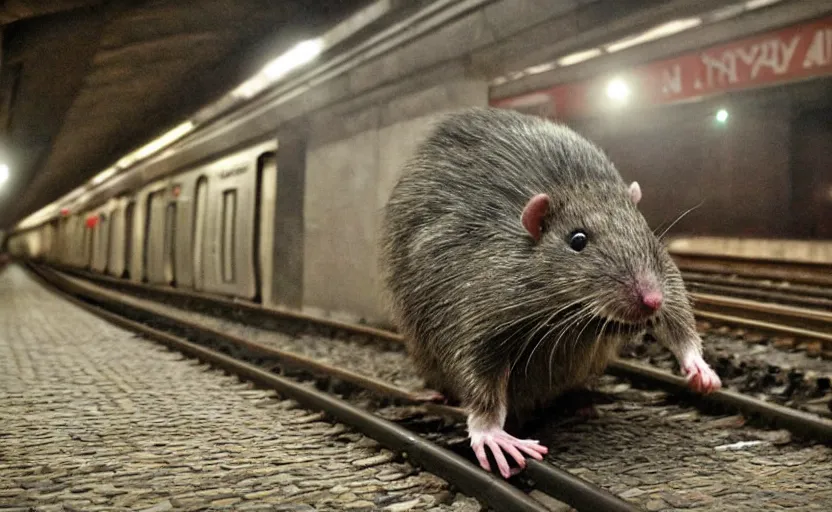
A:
[470,427,548,479]
[681,353,721,394]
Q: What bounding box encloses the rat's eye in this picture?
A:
[568,230,588,252]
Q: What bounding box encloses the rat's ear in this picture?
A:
[521,193,551,242]
[628,181,642,205]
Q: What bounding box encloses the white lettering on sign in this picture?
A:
[804,28,832,68]
[661,64,682,95]
[701,34,801,87]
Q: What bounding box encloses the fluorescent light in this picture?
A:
[744,0,782,10]
[0,163,8,186]
[91,166,118,186]
[135,122,194,161]
[524,62,557,75]
[231,38,323,99]
[605,17,702,53]
[557,48,603,67]
[114,120,194,170]
[716,109,729,123]
[708,4,745,22]
[606,78,631,102]
[231,76,271,99]
[263,40,323,79]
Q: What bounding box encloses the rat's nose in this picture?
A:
[640,291,663,312]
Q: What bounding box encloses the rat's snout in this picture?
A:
[639,290,663,312]
[633,273,664,317]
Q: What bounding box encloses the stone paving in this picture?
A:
[0,266,481,512]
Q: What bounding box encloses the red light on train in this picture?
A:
[60,208,70,217]
[172,185,181,197]
[85,216,98,229]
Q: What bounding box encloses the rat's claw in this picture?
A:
[469,427,549,479]
[682,353,722,394]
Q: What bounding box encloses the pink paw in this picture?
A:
[682,354,722,394]
[469,427,548,479]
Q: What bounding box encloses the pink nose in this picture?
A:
[641,291,663,312]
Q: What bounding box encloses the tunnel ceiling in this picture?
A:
[0,0,371,229]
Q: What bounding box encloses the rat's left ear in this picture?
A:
[521,193,551,242]
[628,181,642,205]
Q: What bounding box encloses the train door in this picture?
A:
[220,189,237,285]
[193,177,208,291]
[142,194,153,281]
[164,200,177,284]
[94,213,108,273]
[257,154,277,306]
[107,211,116,274]
[124,201,135,277]
[82,217,93,269]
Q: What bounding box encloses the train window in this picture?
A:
[193,177,208,289]
[124,201,135,277]
[221,189,237,283]
[164,202,176,284]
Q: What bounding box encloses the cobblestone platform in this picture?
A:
[0,266,477,512]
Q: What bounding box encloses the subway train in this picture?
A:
[6,140,279,307]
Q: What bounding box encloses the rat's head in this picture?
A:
[521,179,668,326]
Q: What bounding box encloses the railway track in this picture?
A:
[28,262,832,511]
[673,253,832,288]
[683,273,832,311]
[669,253,832,353]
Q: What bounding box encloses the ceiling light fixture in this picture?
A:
[605,17,702,53]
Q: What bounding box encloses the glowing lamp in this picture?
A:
[85,216,98,229]
[606,78,631,103]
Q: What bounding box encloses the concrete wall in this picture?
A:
[302,72,488,325]
[569,87,802,240]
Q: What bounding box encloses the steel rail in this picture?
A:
[25,265,551,512]
[692,310,832,345]
[691,293,832,325]
[52,264,399,343]
[50,268,463,416]
[685,281,832,310]
[673,255,832,287]
[690,292,832,344]
[607,360,832,443]
[682,271,832,301]
[32,263,640,512]
[46,263,832,444]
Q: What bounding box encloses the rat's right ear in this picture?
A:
[628,181,642,205]
[521,193,551,242]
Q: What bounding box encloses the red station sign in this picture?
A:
[492,15,832,120]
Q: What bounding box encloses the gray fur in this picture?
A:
[379,107,701,426]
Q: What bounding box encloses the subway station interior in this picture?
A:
[1,1,831,511]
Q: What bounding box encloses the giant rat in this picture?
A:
[379,107,721,479]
